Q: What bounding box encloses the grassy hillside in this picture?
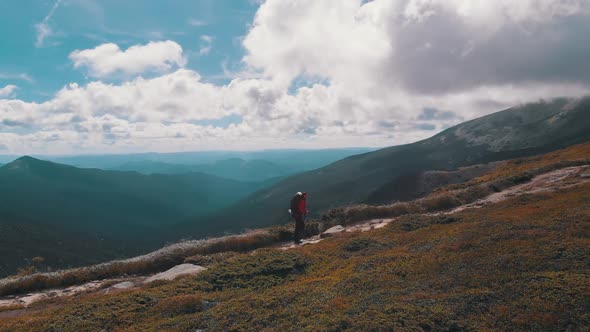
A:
[1,149,588,331]
[0,157,272,276]
[192,97,590,236]
[0,214,129,278]
[0,157,265,234]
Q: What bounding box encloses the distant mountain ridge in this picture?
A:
[0,156,266,234]
[0,148,376,182]
[110,158,295,181]
[191,97,590,235]
[0,156,281,276]
[0,149,371,277]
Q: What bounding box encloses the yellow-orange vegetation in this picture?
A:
[473,142,590,184]
[1,144,589,331]
[0,181,588,331]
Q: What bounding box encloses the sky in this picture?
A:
[0,0,589,154]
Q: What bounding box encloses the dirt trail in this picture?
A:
[282,164,590,249]
[1,164,589,316]
[451,165,590,213]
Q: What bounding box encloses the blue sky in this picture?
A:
[0,0,589,154]
[0,0,257,102]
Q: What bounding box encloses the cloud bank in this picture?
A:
[2,0,590,154]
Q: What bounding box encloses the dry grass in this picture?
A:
[0,228,294,297]
[1,181,588,331]
[184,252,240,267]
[420,193,462,211]
[466,143,590,185]
[0,220,318,298]
[3,143,589,301]
[0,215,359,297]
[0,303,25,313]
[321,143,590,225]
[153,294,203,317]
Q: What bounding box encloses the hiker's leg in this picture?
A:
[294,215,304,243]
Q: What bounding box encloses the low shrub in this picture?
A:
[399,215,461,232]
[421,193,462,212]
[346,203,416,222]
[0,230,287,296]
[202,249,308,290]
[453,184,491,203]
[195,232,278,255]
[342,238,381,252]
[321,208,348,224]
[0,304,25,313]
[304,220,327,237]
[184,252,239,266]
[268,225,295,242]
[153,294,203,317]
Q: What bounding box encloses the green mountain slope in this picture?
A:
[0,213,127,277]
[2,144,588,331]
[0,157,266,236]
[192,97,590,235]
[0,157,276,275]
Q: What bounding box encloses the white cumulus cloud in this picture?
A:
[69,41,187,78]
[2,0,590,154]
[243,0,393,89]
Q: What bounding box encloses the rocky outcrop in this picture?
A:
[143,264,207,284]
[105,281,135,294]
[320,225,346,238]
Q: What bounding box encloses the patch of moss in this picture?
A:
[342,238,386,253]
[202,249,309,290]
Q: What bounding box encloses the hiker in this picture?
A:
[290,192,308,244]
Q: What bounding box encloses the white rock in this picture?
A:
[19,293,48,306]
[321,225,346,238]
[111,281,135,289]
[144,264,207,284]
[374,222,389,229]
[104,281,135,294]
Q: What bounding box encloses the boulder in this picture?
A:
[110,281,135,290]
[144,264,207,284]
[320,225,346,238]
[105,281,135,294]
